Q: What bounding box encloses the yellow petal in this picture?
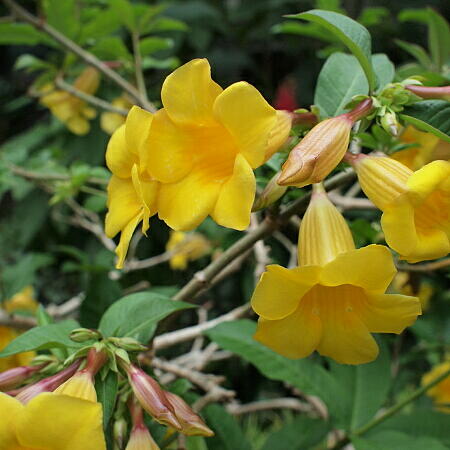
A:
[16,393,106,450]
[264,110,292,161]
[211,154,255,230]
[251,265,318,320]
[145,109,193,183]
[82,106,97,119]
[106,124,137,178]
[360,293,421,333]
[254,300,322,359]
[125,106,153,162]
[158,171,221,230]
[115,213,143,269]
[0,393,23,450]
[320,245,396,293]
[105,176,141,238]
[66,116,90,135]
[213,81,276,168]
[161,59,222,126]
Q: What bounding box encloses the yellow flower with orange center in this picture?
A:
[100,95,133,135]
[350,154,450,263]
[422,361,450,413]
[251,184,421,365]
[39,67,100,135]
[166,231,211,270]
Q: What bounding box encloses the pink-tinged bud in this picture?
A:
[405,85,450,102]
[0,364,45,391]
[165,391,214,437]
[16,360,80,404]
[278,99,372,187]
[252,172,287,211]
[126,398,160,449]
[125,364,181,430]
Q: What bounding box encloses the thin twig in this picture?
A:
[328,192,375,210]
[2,0,156,112]
[227,398,311,415]
[131,30,148,104]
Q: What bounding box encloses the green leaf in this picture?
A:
[43,0,79,40]
[288,9,376,91]
[98,291,195,342]
[400,100,450,143]
[145,17,188,32]
[186,436,208,450]
[36,305,53,326]
[0,320,79,357]
[80,8,122,43]
[0,24,51,46]
[96,371,118,430]
[262,417,330,450]
[398,9,429,25]
[353,430,448,450]
[427,8,450,71]
[204,320,343,419]
[89,37,131,61]
[395,39,432,68]
[203,404,251,450]
[372,54,395,92]
[139,37,174,56]
[14,54,53,73]
[314,52,368,118]
[110,0,135,30]
[329,340,391,430]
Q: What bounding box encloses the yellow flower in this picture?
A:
[350,154,450,263]
[145,58,290,231]
[125,425,160,450]
[0,392,106,449]
[422,361,450,413]
[40,67,100,135]
[166,231,211,270]
[278,99,372,187]
[105,106,159,269]
[251,184,421,365]
[100,95,133,135]
[392,272,433,311]
[0,286,38,372]
[54,370,97,402]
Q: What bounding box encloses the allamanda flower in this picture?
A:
[39,67,100,135]
[422,360,450,413]
[105,106,159,268]
[144,58,291,231]
[251,184,421,364]
[348,153,450,263]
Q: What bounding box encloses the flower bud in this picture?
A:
[113,418,128,449]
[380,111,399,136]
[278,99,372,187]
[126,398,160,449]
[165,391,214,437]
[252,172,287,211]
[16,360,80,404]
[108,337,148,352]
[405,85,450,102]
[70,328,102,343]
[0,364,45,391]
[125,364,181,430]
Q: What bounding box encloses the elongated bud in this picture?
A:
[54,347,107,401]
[405,85,450,101]
[164,391,214,437]
[0,364,45,391]
[124,364,181,430]
[299,183,355,266]
[108,337,148,352]
[113,418,128,449]
[16,360,81,404]
[126,397,161,450]
[264,110,293,161]
[278,99,372,187]
[345,153,412,209]
[70,328,102,343]
[252,172,287,211]
[380,111,399,136]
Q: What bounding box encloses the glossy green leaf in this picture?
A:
[43,0,79,40]
[288,9,376,91]
[204,320,343,419]
[0,24,51,46]
[99,291,195,343]
[139,37,174,56]
[427,8,450,71]
[372,54,395,91]
[96,371,118,430]
[0,320,79,357]
[400,100,450,143]
[89,37,131,61]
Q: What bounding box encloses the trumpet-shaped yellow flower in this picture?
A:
[54,370,97,402]
[251,185,421,364]
[350,154,450,263]
[101,95,133,135]
[166,231,211,270]
[105,106,159,269]
[1,286,38,372]
[0,392,106,449]
[145,58,290,231]
[422,361,450,413]
[40,67,100,135]
[125,425,160,450]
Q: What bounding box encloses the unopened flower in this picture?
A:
[278,99,372,187]
[405,85,450,102]
[0,364,44,391]
[165,391,214,437]
[101,95,133,135]
[105,106,159,268]
[39,67,100,135]
[126,398,160,449]
[166,231,211,270]
[348,154,450,262]
[124,364,181,430]
[252,172,288,211]
[422,361,450,413]
[0,391,106,449]
[145,58,290,231]
[251,184,421,364]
